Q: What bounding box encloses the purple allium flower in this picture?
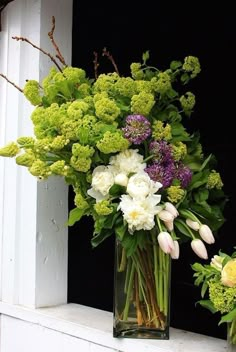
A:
[122,114,151,145]
[145,162,175,188]
[175,163,192,188]
[149,140,173,166]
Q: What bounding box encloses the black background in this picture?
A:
[68,0,236,339]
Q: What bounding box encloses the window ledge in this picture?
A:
[0,302,227,352]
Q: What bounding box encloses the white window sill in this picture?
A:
[0,302,227,352]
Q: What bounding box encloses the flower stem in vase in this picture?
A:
[228,319,236,351]
[113,236,171,339]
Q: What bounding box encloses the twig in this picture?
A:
[12,36,63,72]
[0,73,23,93]
[48,16,66,66]
[93,51,99,79]
[102,47,120,75]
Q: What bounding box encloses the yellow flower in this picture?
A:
[221,259,236,287]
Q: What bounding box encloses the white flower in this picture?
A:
[157,232,175,254]
[199,224,215,244]
[210,255,223,271]
[109,149,146,175]
[186,218,200,231]
[158,210,174,222]
[118,194,161,233]
[164,202,179,218]
[170,240,180,259]
[114,173,129,187]
[88,165,115,201]
[191,239,208,259]
[126,171,162,200]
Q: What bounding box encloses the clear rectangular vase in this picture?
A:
[113,234,171,339]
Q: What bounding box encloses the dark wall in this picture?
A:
[68,0,236,339]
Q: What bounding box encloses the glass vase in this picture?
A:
[113,232,171,339]
[227,319,236,351]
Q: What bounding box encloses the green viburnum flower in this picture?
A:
[29,160,51,179]
[74,193,89,210]
[0,142,20,157]
[16,150,35,167]
[152,72,172,95]
[23,80,42,106]
[130,62,144,80]
[50,160,71,176]
[131,91,155,115]
[183,56,201,78]
[180,92,196,112]
[95,97,120,123]
[207,170,224,190]
[167,185,185,203]
[172,141,187,161]
[17,137,35,147]
[62,66,86,84]
[152,121,172,141]
[208,279,236,314]
[94,200,113,215]
[96,131,129,154]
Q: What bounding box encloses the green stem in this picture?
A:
[118,247,127,272]
[124,257,132,294]
[158,246,164,313]
[123,260,135,321]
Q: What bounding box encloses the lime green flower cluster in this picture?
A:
[94,200,113,215]
[0,51,226,251]
[209,279,236,314]
[207,170,223,189]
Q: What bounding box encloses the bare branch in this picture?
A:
[0,73,23,92]
[48,16,66,66]
[102,47,120,76]
[93,51,99,79]
[12,36,63,72]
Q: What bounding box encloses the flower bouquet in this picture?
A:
[0,19,226,339]
[192,252,236,350]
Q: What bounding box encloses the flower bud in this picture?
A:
[191,239,208,259]
[199,224,215,244]
[164,202,179,218]
[157,231,175,254]
[210,255,223,271]
[170,240,180,259]
[114,173,129,187]
[221,259,236,287]
[186,218,200,231]
[164,219,174,232]
[158,210,174,222]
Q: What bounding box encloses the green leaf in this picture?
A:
[194,189,209,204]
[181,73,190,84]
[219,308,236,325]
[121,232,138,257]
[199,154,212,171]
[91,228,113,248]
[142,50,150,64]
[170,60,182,70]
[174,219,192,238]
[67,207,86,226]
[109,184,126,197]
[197,300,218,314]
[115,222,127,241]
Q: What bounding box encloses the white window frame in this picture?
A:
[0,0,72,308]
[0,1,228,351]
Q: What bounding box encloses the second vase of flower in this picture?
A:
[113,232,171,339]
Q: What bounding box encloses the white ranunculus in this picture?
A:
[109,149,146,175]
[90,165,115,197]
[118,194,160,233]
[127,172,162,199]
[114,173,129,187]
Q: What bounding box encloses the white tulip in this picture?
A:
[199,224,215,244]
[191,239,208,259]
[170,240,180,259]
[164,202,179,218]
[158,210,174,222]
[186,218,200,231]
[157,232,175,254]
